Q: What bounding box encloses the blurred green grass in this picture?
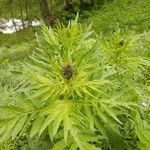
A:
[0,27,38,66]
[86,0,150,34]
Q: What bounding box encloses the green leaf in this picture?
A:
[51,114,63,138]
[102,104,122,124]
[39,112,58,136]
[63,115,71,142]
[11,115,27,139]
[70,142,78,150]
[0,118,18,144]
[52,138,67,150]
[30,115,44,138]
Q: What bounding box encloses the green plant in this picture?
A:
[0,17,149,149]
[135,112,150,150]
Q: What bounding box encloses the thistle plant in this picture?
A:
[0,17,149,149]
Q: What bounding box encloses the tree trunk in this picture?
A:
[19,0,25,29]
[39,0,56,25]
[64,0,73,11]
[91,0,95,6]
[9,0,17,32]
[25,0,30,26]
[80,0,85,8]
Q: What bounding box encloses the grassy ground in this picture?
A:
[86,0,150,34]
[0,27,37,66]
